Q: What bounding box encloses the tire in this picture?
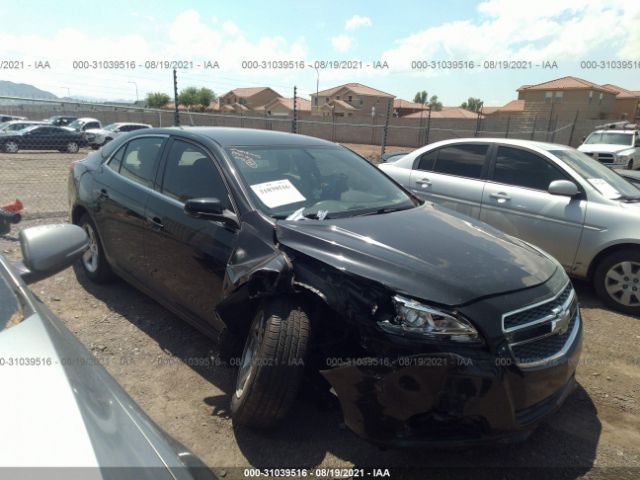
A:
[66,141,80,153]
[4,141,19,153]
[593,248,640,315]
[230,298,310,428]
[77,214,114,283]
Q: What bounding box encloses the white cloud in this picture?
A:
[222,20,239,35]
[331,34,353,52]
[382,1,640,70]
[345,15,372,30]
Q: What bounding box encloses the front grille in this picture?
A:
[503,282,573,330]
[502,282,580,368]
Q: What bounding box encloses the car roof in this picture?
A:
[76,117,99,122]
[589,130,636,134]
[141,126,336,148]
[427,137,573,151]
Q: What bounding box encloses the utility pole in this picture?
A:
[381,99,392,156]
[424,106,432,145]
[173,69,180,127]
[292,86,298,133]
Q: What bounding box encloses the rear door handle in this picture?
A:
[148,216,164,230]
[417,177,432,187]
[490,192,511,203]
[98,188,109,199]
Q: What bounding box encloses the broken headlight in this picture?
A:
[377,295,481,343]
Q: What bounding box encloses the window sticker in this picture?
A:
[229,147,260,168]
[588,178,620,198]
[250,179,306,208]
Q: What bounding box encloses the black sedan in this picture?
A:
[0,125,85,153]
[69,127,581,447]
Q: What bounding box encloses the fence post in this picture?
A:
[505,115,511,138]
[550,115,559,143]
[381,98,392,156]
[530,114,537,140]
[474,102,483,137]
[546,101,555,141]
[173,69,180,126]
[424,107,432,145]
[567,109,580,146]
[292,86,298,134]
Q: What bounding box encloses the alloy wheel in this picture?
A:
[82,223,100,273]
[235,311,265,398]
[605,261,640,307]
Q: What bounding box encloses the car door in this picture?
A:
[480,145,587,270]
[408,143,490,218]
[23,127,49,150]
[91,135,167,282]
[144,137,238,334]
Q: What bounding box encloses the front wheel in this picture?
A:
[230,298,310,428]
[77,214,114,283]
[66,141,80,153]
[4,141,19,153]
[593,249,640,315]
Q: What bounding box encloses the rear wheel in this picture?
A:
[230,298,310,428]
[4,141,19,153]
[66,141,80,153]
[594,249,640,315]
[77,214,114,283]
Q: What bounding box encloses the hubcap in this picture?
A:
[68,142,79,153]
[605,261,640,307]
[235,311,265,398]
[82,223,99,273]
[6,142,18,153]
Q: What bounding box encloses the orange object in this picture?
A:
[1,199,23,213]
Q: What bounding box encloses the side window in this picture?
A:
[416,150,437,171]
[161,140,231,208]
[107,144,126,172]
[433,144,488,179]
[120,137,164,187]
[493,146,568,191]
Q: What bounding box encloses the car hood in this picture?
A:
[86,128,108,135]
[578,144,634,154]
[276,203,556,306]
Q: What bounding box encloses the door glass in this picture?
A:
[417,150,437,171]
[120,137,164,188]
[433,144,488,179]
[493,146,568,191]
[107,144,126,172]
[161,140,231,207]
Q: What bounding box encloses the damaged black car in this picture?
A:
[68,127,582,447]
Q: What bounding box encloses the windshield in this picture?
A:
[226,145,417,219]
[584,132,634,146]
[550,149,640,199]
[0,267,23,332]
[103,123,118,131]
[67,119,84,129]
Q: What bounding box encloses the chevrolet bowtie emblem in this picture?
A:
[550,305,572,335]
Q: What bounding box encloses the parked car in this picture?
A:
[0,124,85,153]
[63,117,101,133]
[45,115,78,127]
[70,127,582,447]
[0,224,215,477]
[86,122,152,148]
[0,120,47,132]
[577,125,640,169]
[0,114,27,123]
[380,138,640,315]
[379,151,410,163]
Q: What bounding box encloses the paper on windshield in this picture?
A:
[588,178,620,198]
[250,179,306,208]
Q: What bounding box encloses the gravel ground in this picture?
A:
[1,148,640,479]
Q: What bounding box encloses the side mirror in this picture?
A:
[184,198,239,229]
[15,224,89,284]
[548,180,580,197]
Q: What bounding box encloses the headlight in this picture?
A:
[377,295,481,343]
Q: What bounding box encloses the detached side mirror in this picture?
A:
[184,197,239,229]
[548,180,580,197]
[15,224,89,284]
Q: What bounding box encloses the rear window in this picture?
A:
[0,269,23,332]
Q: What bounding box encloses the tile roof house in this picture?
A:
[393,99,428,117]
[219,87,282,112]
[403,107,484,119]
[310,82,395,117]
[601,83,640,121]
[254,97,312,116]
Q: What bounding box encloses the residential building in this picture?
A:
[255,97,312,116]
[393,99,427,117]
[403,107,484,119]
[602,84,640,121]
[219,87,282,112]
[310,82,395,117]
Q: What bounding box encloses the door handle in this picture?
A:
[417,177,432,187]
[98,188,109,199]
[148,216,164,230]
[490,192,511,203]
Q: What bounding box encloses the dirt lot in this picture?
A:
[1,149,640,478]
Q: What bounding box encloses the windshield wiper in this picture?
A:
[351,205,415,217]
[616,194,640,202]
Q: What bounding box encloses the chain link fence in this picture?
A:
[0,95,606,218]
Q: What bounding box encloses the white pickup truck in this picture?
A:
[578,124,640,170]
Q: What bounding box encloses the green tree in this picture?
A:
[413,90,428,104]
[177,86,200,109]
[145,92,170,108]
[461,97,483,112]
[197,87,215,110]
[428,95,442,111]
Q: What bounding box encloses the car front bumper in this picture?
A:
[321,314,582,447]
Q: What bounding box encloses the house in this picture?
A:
[482,100,526,117]
[254,97,312,116]
[516,76,618,119]
[219,87,282,111]
[393,99,428,117]
[310,82,395,117]
[403,107,484,120]
[602,84,640,121]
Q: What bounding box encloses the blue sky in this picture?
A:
[0,0,638,106]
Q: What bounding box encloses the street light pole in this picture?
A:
[128,81,139,102]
